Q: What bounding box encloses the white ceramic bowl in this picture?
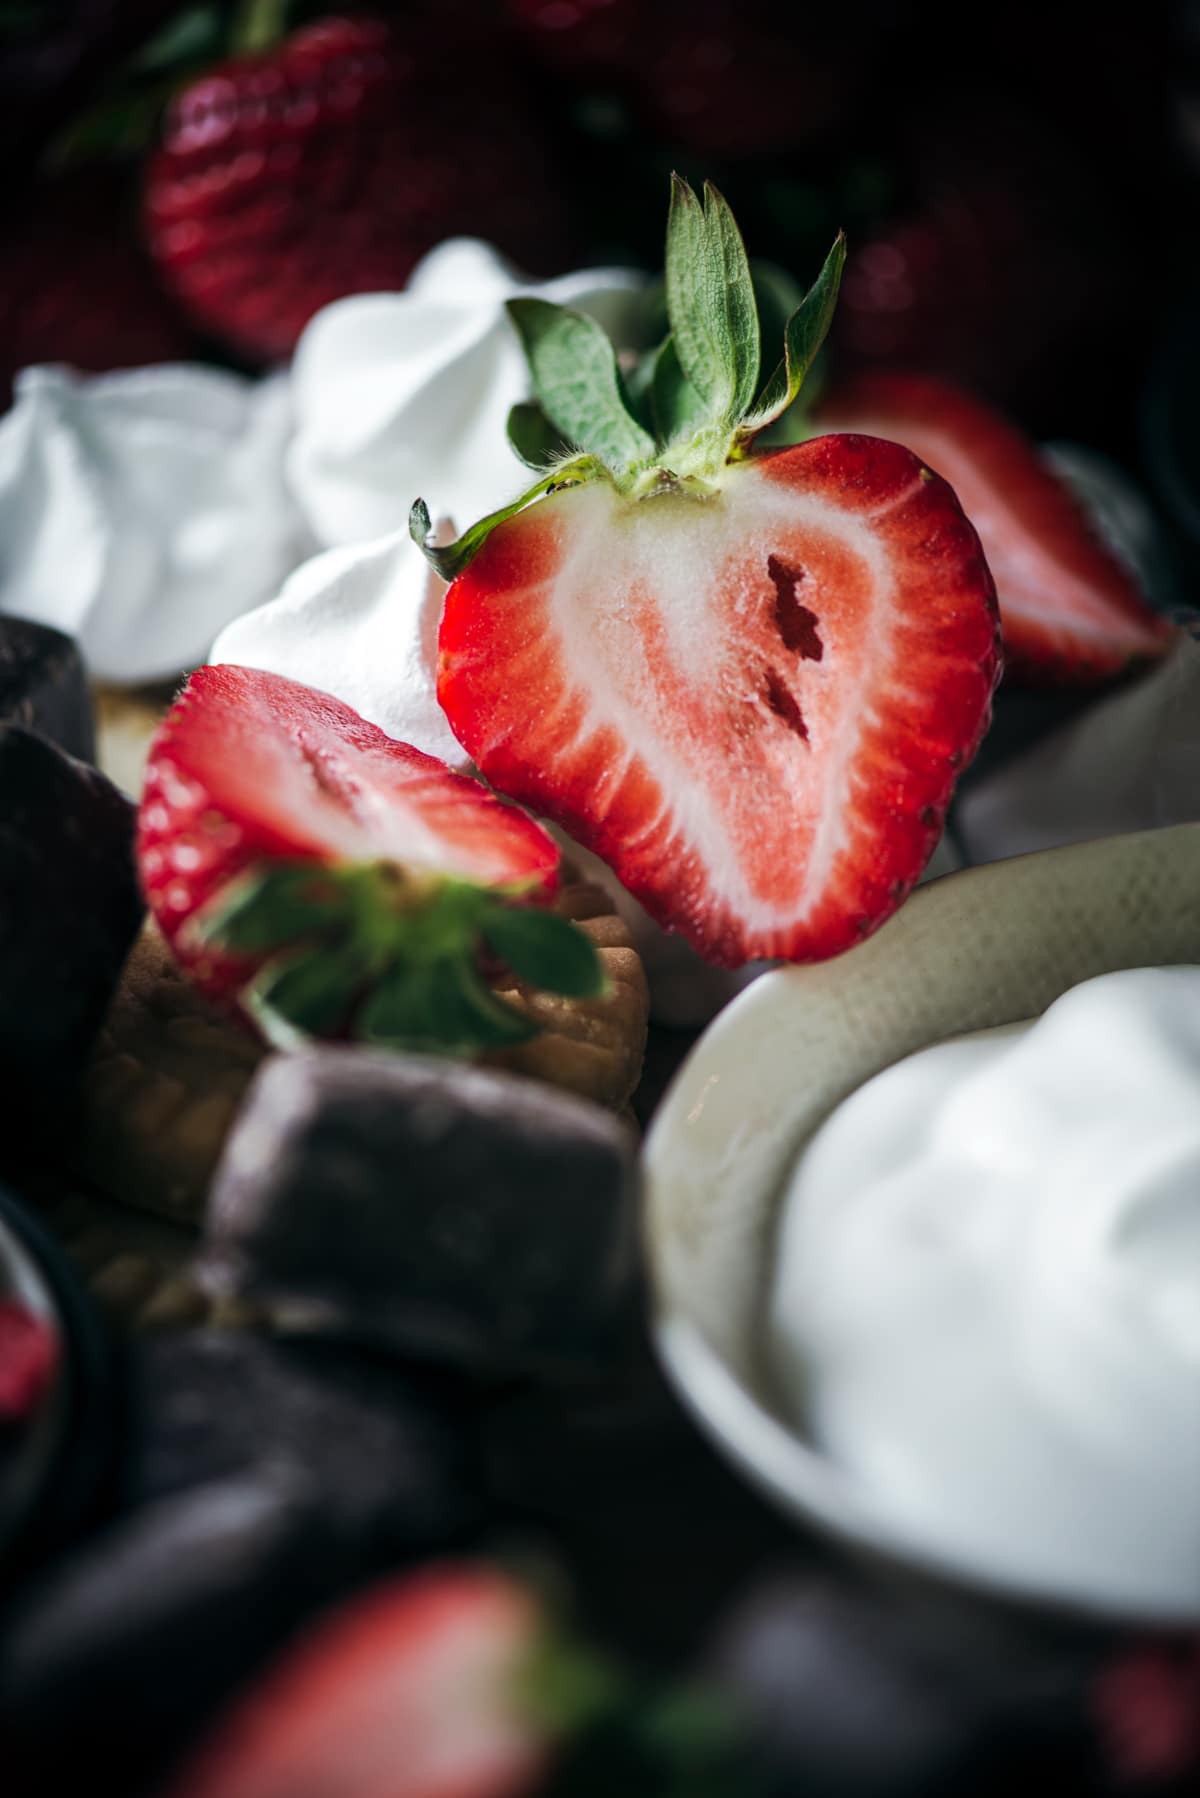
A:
[643,824,1200,1626]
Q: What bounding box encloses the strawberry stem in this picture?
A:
[232,0,290,56]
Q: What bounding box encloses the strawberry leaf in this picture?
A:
[411,456,606,582]
[507,298,655,473]
[248,942,370,1039]
[482,904,608,998]
[191,864,348,952]
[652,335,711,446]
[742,233,846,436]
[665,176,760,431]
[507,401,576,472]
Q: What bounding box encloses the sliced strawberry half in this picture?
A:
[438,434,1000,969]
[137,667,605,1056]
[816,372,1173,683]
[163,1566,551,1798]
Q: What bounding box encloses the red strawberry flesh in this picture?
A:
[138,665,559,998]
[438,436,1000,968]
[165,1566,548,1798]
[817,374,1172,683]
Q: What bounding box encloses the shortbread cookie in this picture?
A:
[79,875,647,1225]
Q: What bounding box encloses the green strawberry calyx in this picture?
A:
[411,175,845,584]
[189,860,607,1058]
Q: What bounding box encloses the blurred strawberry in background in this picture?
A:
[142,6,573,361]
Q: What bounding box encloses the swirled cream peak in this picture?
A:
[287,238,646,547]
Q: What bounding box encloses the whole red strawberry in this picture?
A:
[505,0,640,79]
[833,107,1134,409]
[142,12,572,363]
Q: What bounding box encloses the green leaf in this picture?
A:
[191,864,348,954]
[621,345,660,439]
[450,960,541,1046]
[410,456,605,583]
[357,962,446,1049]
[743,233,846,436]
[360,957,534,1053]
[506,298,654,473]
[133,4,225,72]
[750,260,804,358]
[482,905,608,999]
[507,401,575,471]
[651,335,711,446]
[665,176,760,430]
[246,943,369,1040]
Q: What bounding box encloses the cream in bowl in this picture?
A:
[768,965,1200,1618]
[644,825,1200,1624]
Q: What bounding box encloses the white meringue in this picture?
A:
[287,238,647,547]
[211,526,463,768]
[0,364,309,685]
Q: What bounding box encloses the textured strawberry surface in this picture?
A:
[166,1567,547,1798]
[138,665,559,997]
[439,436,1000,968]
[817,374,1172,683]
[143,14,569,361]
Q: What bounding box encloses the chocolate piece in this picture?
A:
[705,1575,1096,1798]
[124,1329,482,1556]
[0,1472,340,1797]
[0,618,94,763]
[203,1050,639,1372]
[0,727,143,1111]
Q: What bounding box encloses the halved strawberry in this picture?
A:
[163,1566,552,1798]
[415,181,999,970]
[816,373,1172,683]
[138,666,603,1054]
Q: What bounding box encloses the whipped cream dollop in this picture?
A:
[288,238,646,547]
[211,527,462,767]
[0,365,308,685]
[769,966,1200,1616]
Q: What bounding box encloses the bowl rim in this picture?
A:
[643,826,1200,1630]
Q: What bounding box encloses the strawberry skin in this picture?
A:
[438,435,1000,969]
[817,374,1173,684]
[164,1566,549,1798]
[142,14,570,363]
[0,1300,58,1425]
[138,664,559,1000]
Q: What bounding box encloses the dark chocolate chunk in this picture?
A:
[203,1050,639,1373]
[0,725,143,1111]
[0,617,94,763]
[705,1574,1097,1798]
[124,1329,482,1558]
[0,1471,339,1798]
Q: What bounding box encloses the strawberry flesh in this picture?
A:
[817,374,1172,683]
[138,665,559,1000]
[163,1566,548,1798]
[438,436,1000,969]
